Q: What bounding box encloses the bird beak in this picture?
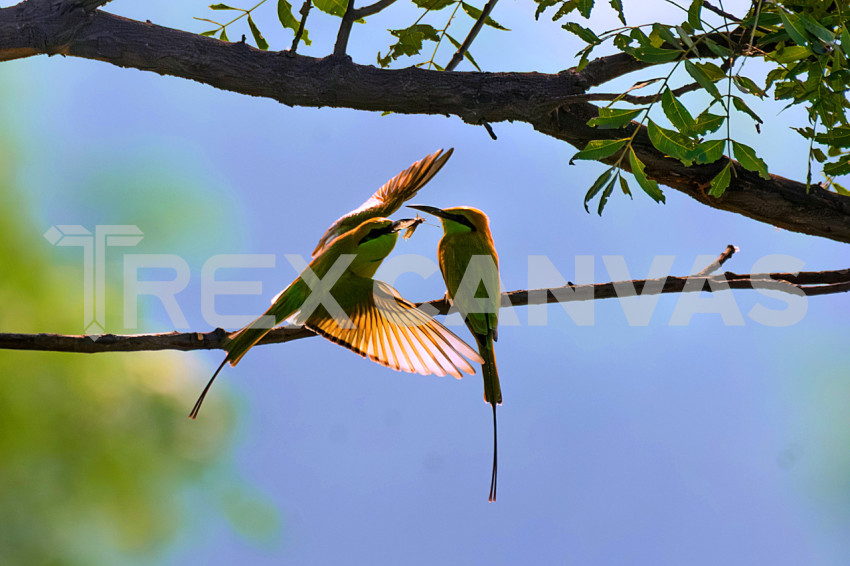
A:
[407,204,452,221]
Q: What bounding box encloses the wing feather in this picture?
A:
[304,278,481,377]
[312,149,453,256]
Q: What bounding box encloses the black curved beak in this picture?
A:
[407,204,452,221]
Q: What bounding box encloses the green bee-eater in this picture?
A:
[313,148,453,257]
[190,216,483,419]
[408,205,502,502]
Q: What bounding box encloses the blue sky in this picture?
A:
[3,0,850,564]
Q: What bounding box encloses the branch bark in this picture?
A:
[3,265,849,354]
[0,3,849,243]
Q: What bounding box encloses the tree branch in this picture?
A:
[696,244,738,276]
[445,0,499,72]
[581,81,703,105]
[352,0,397,19]
[1,4,849,243]
[289,0,311,54]
[3,264,849,354]
[333,0,357,57]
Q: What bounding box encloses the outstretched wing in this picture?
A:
[312,148,454,257]
[302,278,482,378]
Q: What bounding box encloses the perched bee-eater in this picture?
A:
[408,205,502,502]
[190,217,483,419]
[313,148,453,257]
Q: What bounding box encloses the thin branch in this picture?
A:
[3,265,849,354]
[289,0,312,54]
[333,0,357,57]
[352,0,398,19]
[445,0,499,72]
[702,1,743,23]
[696,244,738,276]
[578,81,704,105]
[482,121,497,140]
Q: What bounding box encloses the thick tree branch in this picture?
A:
[3,265,849,354]
[1,3,849,243]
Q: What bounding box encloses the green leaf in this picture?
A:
[220,27,229,41]
[841,25,850,56]
[732,96,763,125]
[461,2,509,30]
[796,12,834,44]
[378,24,440,67]
[534,0,559,20]
[627,45,681,63]
[824,158,850,176]
[687,0,702,31]
[446,34,481,71]
[562,22,600,44]
[732,141,770,179]
[675,26,695,50]
[313,0,348,17]
[773,45,812,64]
[704,37,731,57]
[571,138,629,162]
[413,0,456,9]
[209,3,239,9]
[692,111,725,135]
[647,119,696,165]
[247,14,268,50]
[609,0,626,25]
[597,175,617,215]
[688,139,725,164]
[278,0,311,45]
[576,0,594,18]
[584,167,614,213]
[552,0,579,21]
[695,61,725,81]
[708,161,732,197]
[815,126,850,147]
[684,60,722,101]
[661,87,696,135]
[200,29,218,37]
[628,148,665,203]
[651,23,681,49]
[587,107,643,129]
[732,75,765,97]
[618,174,632,196]
[778,9,810,46]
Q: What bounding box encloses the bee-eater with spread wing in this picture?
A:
[312,148,453,257]
[408,205,502,502]
[190,216,483,419]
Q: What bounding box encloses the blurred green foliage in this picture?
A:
[0,146,273,563]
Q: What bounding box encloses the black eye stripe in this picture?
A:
[447,213,476,231]
[359,225,394,245]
